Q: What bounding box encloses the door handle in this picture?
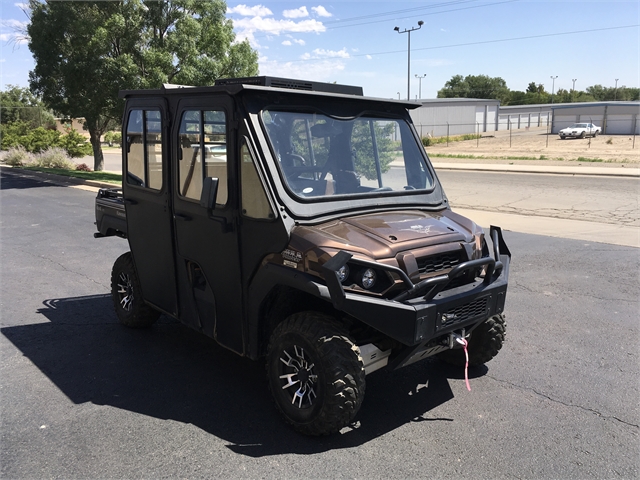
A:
[174,213,192,221]
[122,199,137,205]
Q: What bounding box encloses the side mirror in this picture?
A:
[200,177,219,210]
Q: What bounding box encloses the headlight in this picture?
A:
[337,264,350,283]
[361,268,377,289]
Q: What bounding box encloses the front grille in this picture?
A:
[440,297,488,326]
[416,251,463,275]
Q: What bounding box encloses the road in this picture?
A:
[1,168,638,479]
[439,170,639,248]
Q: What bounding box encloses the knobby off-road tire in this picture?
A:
[438,314,506,367]
[266,312,366,435]
[110,252,160,328]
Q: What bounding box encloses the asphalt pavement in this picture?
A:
[0,168,638,478]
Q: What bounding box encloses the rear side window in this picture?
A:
[178,109,227,205]
[125,109,163,190]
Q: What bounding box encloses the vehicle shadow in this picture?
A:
[1,294,487,457]
[0,169,65,190]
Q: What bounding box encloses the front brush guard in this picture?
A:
[322,226,511,308]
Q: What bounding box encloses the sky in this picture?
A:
[1,0,638,100]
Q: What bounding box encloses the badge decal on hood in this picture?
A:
[402,224,434,235]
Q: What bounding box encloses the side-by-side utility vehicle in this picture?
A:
[95,77,511,435]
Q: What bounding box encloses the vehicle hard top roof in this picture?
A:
[119,76,421,109]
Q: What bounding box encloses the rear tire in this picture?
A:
[266,312,365,435]
[111,252,160,328]
[438,314,506,367]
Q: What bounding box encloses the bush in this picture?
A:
[59,129,93,157]
[422,136,432,147]
[75,163,92,171]
[104,131,122,147]
[1,121,94,158]
[1,146,34,166]
[33,148,76,169]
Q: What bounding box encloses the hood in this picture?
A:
[293,210,473,259]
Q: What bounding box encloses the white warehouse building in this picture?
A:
[409,98,499,138]
[409,99,639,138]
[550,102,640,135]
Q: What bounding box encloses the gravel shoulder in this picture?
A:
[425,126,639,166]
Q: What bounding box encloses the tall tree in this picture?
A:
[28,0,258,171]
[437,74,509,104]
[0,85,55,128]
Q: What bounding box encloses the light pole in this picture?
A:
[614,79,619,101]
[572,78,577,102]
[394,21,424,100]
[415,74,426,100]
[397,92,400,100]
[550,75,558,104]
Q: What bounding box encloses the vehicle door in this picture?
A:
[171,97,244,353]
[122,100,178,316]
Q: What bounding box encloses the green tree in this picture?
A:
[28,0,258,171]
[351,120,396,180]
[0,85,56,128]
[437,74,510,103]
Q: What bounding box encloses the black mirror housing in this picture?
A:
[200,177,219,209]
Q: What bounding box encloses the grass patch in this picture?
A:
[574,157,604,163]
[21,166,122,184]
[428,153,559,161]
[422,133,481,146]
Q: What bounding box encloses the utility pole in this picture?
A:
[415,74,426,100]
[614,79,619,101]
[550,76,558,104]
[394,21,424,100]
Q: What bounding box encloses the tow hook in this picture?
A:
[448,330,467,349]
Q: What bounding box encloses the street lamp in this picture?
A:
[571,78,577,102]
[415,74,426,100]
[614,79,619,101]
[397,92,400,100]
[394,21,424,100]
[550,75,558,103]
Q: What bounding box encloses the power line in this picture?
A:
[326,0,520,31]
[246,0,520,41]
[321,0,483,26]
[285,24,637,62]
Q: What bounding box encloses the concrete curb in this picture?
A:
[1,165,121,190]
[431,162,640,177]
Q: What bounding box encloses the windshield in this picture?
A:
[570,123,588,128]
[262,109,434,200]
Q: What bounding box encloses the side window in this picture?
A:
[178,109,227,205]
[240,139,274,220]
[126,109,163,190]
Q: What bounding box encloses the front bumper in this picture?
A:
[322,226,511,366]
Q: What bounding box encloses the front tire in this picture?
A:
[266,312,365,435]
[110,252,160,328]
[438,314,506,367]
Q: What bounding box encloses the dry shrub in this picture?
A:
[2,146,35,167]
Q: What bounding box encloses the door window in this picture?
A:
[125,109,163,190]
[240,139,274,219]
[178,109,227,205]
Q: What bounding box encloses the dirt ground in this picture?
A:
[425,126,639,165]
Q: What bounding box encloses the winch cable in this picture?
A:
[455,336,471,391]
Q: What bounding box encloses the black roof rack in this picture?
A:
[214,76,363,96]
